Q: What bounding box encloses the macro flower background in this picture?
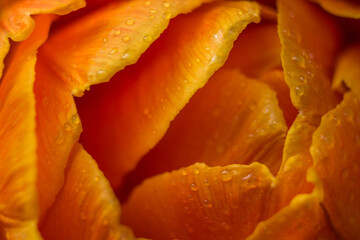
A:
[0,0,359,239]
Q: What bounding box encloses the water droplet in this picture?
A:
[180,168,188,176]
[299,75,308,84]
[203,199,212,208]
[122,36,130,42]
[193,168,200,175]
[163,12,172,19]
[242,173,253,180]
[149,14,155,19]
[113,29,121,36]
[295,86,304,96]
[96,70,106,80]
[190,183,198,191]
[320,133,334,149]
[221,170,232,182]
[144,0,151,5]
[64,123,72,131]
[94,176,100,182]
[195,58,200,63]
[110,47,118,54]
[162,1,170,8]
[237,11,243,16]
[203,179,210,186]
[125,18,134,25]
[72,114,80,124]
[82,169,86,173]
[248,101,256,111]
[56,132,65,144]
[143,34,153,42]
[343,106,354,122]
[150,9,156,14]
[222,222,231,230]
[291,55,306,68]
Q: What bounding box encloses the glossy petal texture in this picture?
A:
[224,22,281,78]
[258,69,297,126]
[41,143,135,240]
[121,69,286,196]
[34,59,82,223]
[247,192,338,240]
[313,0,360,19]
[271,0,340,211]
[0,0,85,78]
[122,162,276,240]
[77,1,261,189]
[332,43,360,95]
[0,15,52,239]
[40,0,218,95]
[311,92,360,240]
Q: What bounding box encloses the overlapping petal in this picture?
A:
[247,191,338,240]
[312,0,360,19]
[41,143,135,240]
[311,92,360,240]
[332,43,360,95]
[0,15,53,239]
[34,59,82,222]
[122,69,286,195]
[39,0,219,95]
[271,0,340,211]
[123,162,275,240]
[76,1,261,189]
[0,0,85,78]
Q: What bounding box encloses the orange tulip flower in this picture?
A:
[0,0,359,239]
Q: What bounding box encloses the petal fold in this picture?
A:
[123,162,275,240]
[0,15,52,239]
[34,59,82,223]
[40,0,219,95]
[311,92,360,240]
[122,69,287,196]
[0,0,85,78]
[41,143,135,240]
[77,1,261,189]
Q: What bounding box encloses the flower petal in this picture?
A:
[121,69,287,197]
[122,162,275,240]
[332,43,360,95]
[0,0,85,78]
[311,92,360,240]
[41,143,135,240]
[224,22,281,78]
[76,1,261,189]
[39,0,223,95]
[34,59,82,223]
[312,0,360,19]
[246,192,338,240]
[258,69,297,127]
[0,15,52,239]
[271,0,340,211]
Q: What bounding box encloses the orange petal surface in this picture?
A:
[313,0,360,19]
[224,22,281,78]
[258,69,297,126]
[122,162,276,240]
[311,92,360,240]
[76,1,261,189]
[247,192,338,240]
[332,43,360,95]
[34,59,82,223]
[0,15,52,239]
[0,0,85,78]
[271,0,340,211]
[41,143,135,240]
[40,0,220,95]
[121,69,286,197]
